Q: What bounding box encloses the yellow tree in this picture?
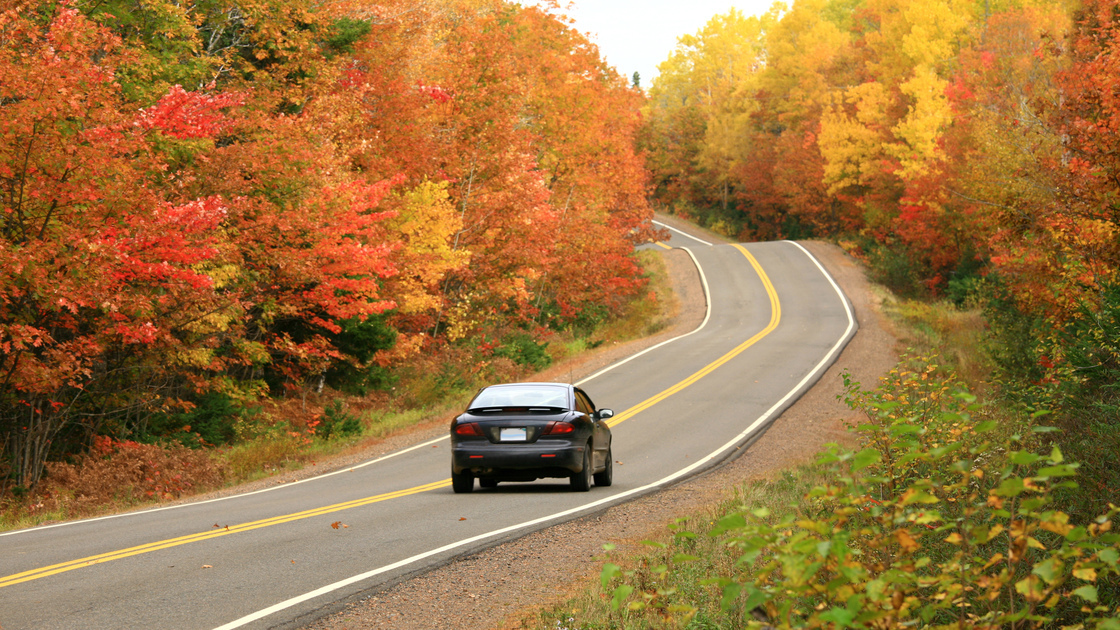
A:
[645,8,774,219]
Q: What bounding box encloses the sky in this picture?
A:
[554,1,777,88]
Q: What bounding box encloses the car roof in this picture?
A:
[482,382,571,389]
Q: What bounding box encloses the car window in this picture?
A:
[469,385,569,410]
[574,391,593,415]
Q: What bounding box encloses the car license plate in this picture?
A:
[500,427,527,442]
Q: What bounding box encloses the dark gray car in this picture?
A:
[449,382,613,493]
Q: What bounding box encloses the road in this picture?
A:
[0,226,856,630]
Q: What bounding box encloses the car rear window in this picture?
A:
[468,386,569,410]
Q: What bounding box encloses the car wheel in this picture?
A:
[452,469,474,494]
[479,478,498,488]
[570,446,592,492]
[593,445,613,487]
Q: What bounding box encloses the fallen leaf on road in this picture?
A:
[202,565,213,569]
[331,521,342,529]
[459,517,467,521]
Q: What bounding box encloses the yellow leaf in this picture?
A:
[896,529,921,553]
[1073,567,1098,581]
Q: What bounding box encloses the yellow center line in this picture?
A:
[0,479,450,588]
[605,244,779,428]
[654,241,672,250]
[2,243,778,589]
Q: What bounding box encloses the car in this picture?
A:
[449,382,614,493]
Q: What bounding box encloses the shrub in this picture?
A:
[494,332,551,371]
[596,359,1120,628]
[325,315,399,395]
[142,392,245,448]
[317,400,363,440]
[40,436,225,516]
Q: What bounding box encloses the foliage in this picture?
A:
[35,436,225,517]
[591,359,1120,629]
[0,0,654,493]
[317,400,363,441]
[494,332,552,372]
[143,393,248,449]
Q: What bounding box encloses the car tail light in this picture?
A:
[454,422,483,436]
[542,421,574,435]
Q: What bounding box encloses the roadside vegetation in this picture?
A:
[0,250,674,531]
[0,1,657,525]
[533,283,1120,629]
[523,0,1120,626]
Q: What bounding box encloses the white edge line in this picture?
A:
[3,245,714,538]
[576,247,711,386]
[214,241,857,630]
[0,435,449,538]
[652,219,713,247]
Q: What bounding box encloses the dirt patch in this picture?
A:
[303,237,899,630]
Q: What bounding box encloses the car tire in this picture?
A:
[570,447,592,492]
[452,469,474,494]
[479,478,498,488]
[593,445,613,487]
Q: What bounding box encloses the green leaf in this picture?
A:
[600,563,620,589]
[1099,548,1119,567]
[994,477,1027,498]
[819,606,857,627]
[672,553,700,563]
[975,420,998,433]
[851,448,881,472]
[720,582,741,611]
[1010,451,1042,465]
[1032,558,1060,584]
[1072,585,1098,602]
[1036,464,1078,478]
[610,584,633,611]
[713,513,746,533]
[1049,445,1064,464]
[742,584,768,611]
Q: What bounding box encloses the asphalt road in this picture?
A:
[0,228,856,630]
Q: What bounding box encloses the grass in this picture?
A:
[879,287,994,392]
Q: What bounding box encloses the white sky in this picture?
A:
[553,1,777,88]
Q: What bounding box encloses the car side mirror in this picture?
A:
[597,408,614,420]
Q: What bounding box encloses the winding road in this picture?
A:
[0,226,856,630]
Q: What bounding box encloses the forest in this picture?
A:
[0,0,655,498]
[3,0,1120,593]
[644,0,1120,512]
[575,0,1120,625]
[4,0,1120,624]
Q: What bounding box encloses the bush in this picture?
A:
[317,400,363,440]
[595,359,1120,628]
[325,315,399,395]
[142,392,246,448]
[494,332,551,371]
[40,436,225,515]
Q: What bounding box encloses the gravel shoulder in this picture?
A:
[302,233,900,630]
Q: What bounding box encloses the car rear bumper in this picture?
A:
[452,440,586,478]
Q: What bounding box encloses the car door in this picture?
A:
[575,388,610,470]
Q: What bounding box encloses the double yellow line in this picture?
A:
[1,244,778,589]
[605,244,780,428]
[0,479,449,588]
